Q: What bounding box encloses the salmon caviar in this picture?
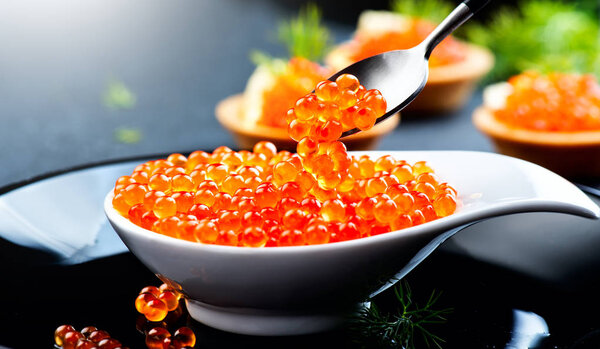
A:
[145,326,195,349]
[114,75,459,246]
[172,327,196,348]
[53,325,129,349]
[494,71,600,132]
[253,57,331,128]
[135,283,182,322]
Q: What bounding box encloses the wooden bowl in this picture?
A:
[473,106,600,179]
[216,94,400,152]
[326,43,494,114]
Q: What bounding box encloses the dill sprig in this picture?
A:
[114,127,142,144]
[348,281,452,349]
[465,0,600,81]
[277,3,332,62]
[248,50,287,74]
[390,0,454,23]
[103,78,136,111]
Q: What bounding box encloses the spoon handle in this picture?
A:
[421,0,491,59]
[464,0,492,14]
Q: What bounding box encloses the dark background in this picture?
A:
[0,0,513,189]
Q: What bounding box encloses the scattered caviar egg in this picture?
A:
[63,331,85,349]
[75,339,96,349]
[135,283,184,323]
[144,299,168,322]
[135,292,158,314]
[55,325,76,347]
[172,327,196,348]
[113,74,459,246]
[54,326,123,349]
[80,326,98,338]
[88,330,110,343]
[97,338,122,349]
[146,327,171,349]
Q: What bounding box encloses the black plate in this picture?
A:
[1,157,600,348]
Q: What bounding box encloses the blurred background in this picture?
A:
[0,0,598,188]
[1,2,600,348]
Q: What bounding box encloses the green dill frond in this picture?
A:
[114,127,142,144]
[464,0,600,81]
[277,3,332,61]
[249,50,287,74]
[103,78,136,111]
[348,281,452,349]
[390,0,454,23]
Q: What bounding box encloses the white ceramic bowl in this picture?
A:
[104,151,599,336]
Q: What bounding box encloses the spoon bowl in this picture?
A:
[334,49,428,138]
[104,150,599,336]
[336,0,490,137]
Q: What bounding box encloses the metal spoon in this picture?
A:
[335,0,491,137]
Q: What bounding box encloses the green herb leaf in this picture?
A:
[348,281,452,349]
[114,127,142,144]
[249,50,287,75]
[277,3,332,61]
[464,0,600,81]
[390,0,454,23]
[103,78,136,111]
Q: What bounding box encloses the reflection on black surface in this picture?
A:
[0,236,60,266]
[571,329,600,349]
[506,310,549,348]
[1,248,600,348]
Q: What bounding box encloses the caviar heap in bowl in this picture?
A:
[473,71,600,178]
[106,73,598,335]
[104,148,599,335]
[325,10,493,114]
[216,57,399,151]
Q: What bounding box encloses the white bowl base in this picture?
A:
[185,298,361,336]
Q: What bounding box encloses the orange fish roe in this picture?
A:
[494,71,600,132]
[257,57,331,128]
[347,19,465,67]
[54,324,129,349]
[113,74,458,246]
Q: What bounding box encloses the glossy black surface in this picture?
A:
[0,157,598,348]
[2,234,600,349]
[1,0,599,348]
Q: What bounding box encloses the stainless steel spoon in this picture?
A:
[335,0,491,137]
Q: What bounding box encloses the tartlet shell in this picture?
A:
[473,106,600,178]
